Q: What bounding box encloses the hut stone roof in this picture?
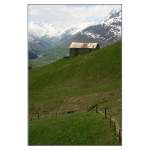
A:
[69,42,99,49]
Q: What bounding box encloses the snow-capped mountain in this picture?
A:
[70,9,121,47]
[28,9,121,59]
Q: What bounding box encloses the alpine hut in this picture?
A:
[69,42,100,57]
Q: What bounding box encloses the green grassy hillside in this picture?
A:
[29,41,121,145]
[29,48,69,68]
[29,112,119,145]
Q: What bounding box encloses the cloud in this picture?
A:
[28,5,121,37]
[28,22,60,37]
[28,5,121,24]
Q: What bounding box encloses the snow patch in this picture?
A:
[82,31,101,39]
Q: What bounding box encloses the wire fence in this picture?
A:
[87,104,122,144]
[29,103,122,144]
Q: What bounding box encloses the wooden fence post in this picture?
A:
[104,108,107,119]
[109,114,112,127]
[96,104,98,113]
[113,121,116,135]
[119,128,122,144]
[37,112,40,119]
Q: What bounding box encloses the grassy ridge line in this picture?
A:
[29,41,121,90]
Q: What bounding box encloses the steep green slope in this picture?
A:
[29,41,121,124]
[29,112,119,145]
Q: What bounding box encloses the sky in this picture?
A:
[28,5,121,37]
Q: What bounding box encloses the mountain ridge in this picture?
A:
[28,9,121,67]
